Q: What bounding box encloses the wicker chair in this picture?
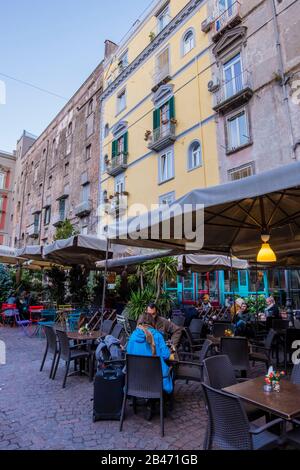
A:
[290,363,300,385]
[52,329,93,388]
[220,337,250,377]
[120,354,165,437]
[40,325,59,379]
[201,382,282,450]
[189,319,204,340]
[211,322,234,338]
[249,329,277,370]
[203,355,267,422]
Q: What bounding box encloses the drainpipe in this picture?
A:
[270,0,297,160]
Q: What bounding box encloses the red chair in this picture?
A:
[29,306,44,322]
[1,304,18,325]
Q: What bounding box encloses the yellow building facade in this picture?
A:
[99,0,219,230]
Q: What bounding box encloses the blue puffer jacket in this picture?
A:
[126,327,173,394]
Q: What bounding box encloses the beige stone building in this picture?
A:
[13,41,117,248]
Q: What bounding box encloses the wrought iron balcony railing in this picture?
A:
[106,152,128,177]
[213,1,242,40]
[213,70,253,113]
[148,121,176,152]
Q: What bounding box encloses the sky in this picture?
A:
[0,0,155,153]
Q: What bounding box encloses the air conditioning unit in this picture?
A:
[201,16,213,33]
[208,76,220,93]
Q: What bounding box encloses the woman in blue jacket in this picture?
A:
[126,312,173,395]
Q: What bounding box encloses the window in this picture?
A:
[112,132,128,159]
[82,183,90,203]
[159,191,175,206]
[48,176,52,189]
[182,30,195,56]
[188,141,202,170]
[38,183,43,196]
[115,174,125,194]
[0,172,5,189]
[86,145,91,161]
[117,89,126,114]
[64,162,69,176]
[223,53,243,100]
[153,97,175,136]
[102,190,108,203]
[157,6,170,33]
[87,99,93,116]
[118,51,129,72]
[59,199,66,219]
[44,206,51,225]
[81,226,88,235]
[67,122,73,136]
[104,124,110,138]
[27,193,30,204]
[155,48,170,83]
[159,149,174,183]
[34,213,40,232]
[228,163,254,181]
[0,196,3,211]
[226,109,250,152]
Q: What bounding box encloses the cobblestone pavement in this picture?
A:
[0,327,266,450]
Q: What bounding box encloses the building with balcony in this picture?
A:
[202,0,300,182]
[12,40,117,248]
[100,0,220,233]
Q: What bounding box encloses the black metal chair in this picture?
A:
[171,315,186,327]
[52,329,93,388]
[101,319,114,335]
[249,329,277,370]
[290,363,300,385]
[201,382,282,450]
[175,339,212,384]
[180,327,204,353]
[220,337,250,377]
[40,325,59,379]
[272,319,289,330]
[120,354,165,437]
[212,322,234,338]
[110,323,125,340]
[203,355,267,422]
[189,319,204,340]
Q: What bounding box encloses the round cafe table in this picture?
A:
[67,331,101,341]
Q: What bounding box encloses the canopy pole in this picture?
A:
[255,263,259,331]
[230,250,236,319]
[100,238,110,333]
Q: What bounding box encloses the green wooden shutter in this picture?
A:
[112,139,117,158]
[169,96,175,119]
[153,108,160,130]
[123,132,128,155]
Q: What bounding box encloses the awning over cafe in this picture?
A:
[16,245,44,261]
[43,234,111,266]
[178,254,249,273]
[0,245,25,264]
[96,250,173,271]
[109,161,300,261]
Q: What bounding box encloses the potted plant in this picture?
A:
[264,368,285,392]
[144,130,152,141]
[170,117,177,125]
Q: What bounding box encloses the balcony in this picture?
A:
[106,152,128,177]
[52,212,66,227]
[213,70,253,114]
[106,195,128,218]
[152,64,171,92]
[148,121,176,152]
[75,199,92,218]
[212,1,242,42]
[27,224,39,239]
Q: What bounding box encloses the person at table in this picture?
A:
[201,294,212,316]
[232,298,251,336]
[138,303,183,348]
[127,312,173,398]
[265,296,280,319]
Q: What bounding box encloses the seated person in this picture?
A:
[138,303,182,349]
[265,296,280,319]
[232,298,254,338]
[127,312,173,395]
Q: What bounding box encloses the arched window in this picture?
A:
[104,123,110,138]
[102,190,108,203]
[188,141,202,170]
[183,30,195,56]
